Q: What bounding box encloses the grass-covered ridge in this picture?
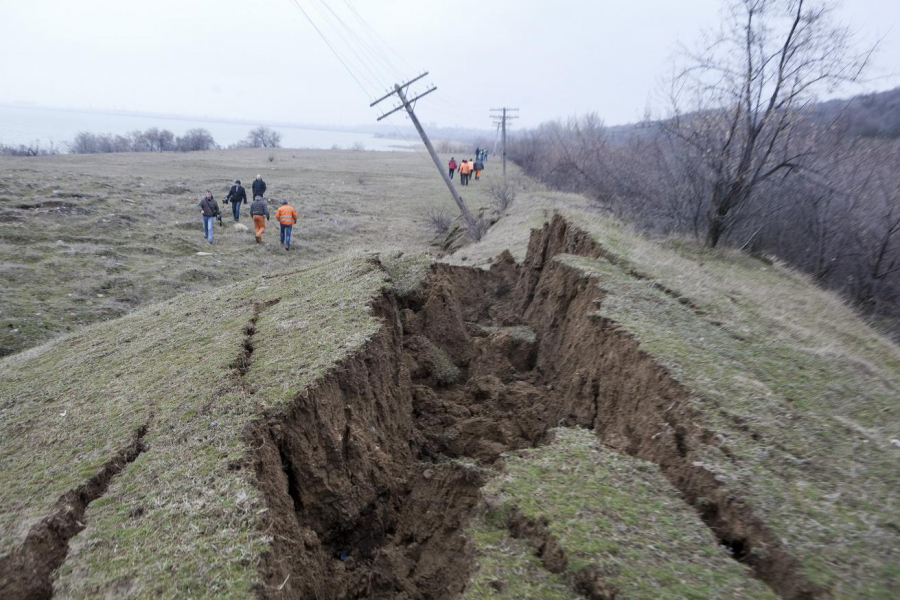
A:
[558,244,900,596]
[0,251,427,597]
[467,428,775,599]
[455,189,900,597]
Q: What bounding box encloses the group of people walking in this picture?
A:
[198,174,299,250]
[448,149,486,187]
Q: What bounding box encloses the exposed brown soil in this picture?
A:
[251,215,828,599]
[0,423,149,600]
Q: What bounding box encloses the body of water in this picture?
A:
[0,105,408,152]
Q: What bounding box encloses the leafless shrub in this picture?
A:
[351,142,366,152]
[490,182,517,212]
[426,209,453,235]
[68,128,199,154]
[470,217,491,241]
[0,141,60,156]
[268,152,276,163]
[436,140,468,154]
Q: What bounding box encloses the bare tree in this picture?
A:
[141,128,176,152]
[666,0,873,246]
[175,128,217,152]
[246,126,282,148]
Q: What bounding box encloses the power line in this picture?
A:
[308,0,391,93]
[341,0,418,76]
[286,0,372,99]
[319,0,404,84]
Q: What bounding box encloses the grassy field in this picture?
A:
[1,149,898,598]
[0,148,497,356]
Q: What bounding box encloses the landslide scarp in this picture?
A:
[249,217,813,599]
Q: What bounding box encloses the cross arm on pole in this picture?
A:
[376,87,438,121]
[370,72,430,107]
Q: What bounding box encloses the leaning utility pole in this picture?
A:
[371,73,480,238]
[490,107,519,179]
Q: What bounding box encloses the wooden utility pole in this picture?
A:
[490,107,519,179]
[371,73,481,238]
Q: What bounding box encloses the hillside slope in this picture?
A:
[1,170,898,598]
[457,187,900,598]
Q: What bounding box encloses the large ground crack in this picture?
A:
[0,421,150,599]
[249,215,825,599]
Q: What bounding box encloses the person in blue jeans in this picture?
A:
[224,179,247,221]
[198,191,221,244]
[275,199,298,251]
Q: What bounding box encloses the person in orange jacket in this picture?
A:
[275,199,298,251]
[458,159,471,186]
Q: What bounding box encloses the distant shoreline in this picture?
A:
[0,105,423,151]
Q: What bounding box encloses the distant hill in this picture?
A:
[805,86,900,138]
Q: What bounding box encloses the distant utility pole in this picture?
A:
[371,73,480,238]
[490,107,519,179]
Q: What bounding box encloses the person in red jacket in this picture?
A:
[448,157,458,180]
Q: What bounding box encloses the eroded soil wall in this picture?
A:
[250,215,823,599]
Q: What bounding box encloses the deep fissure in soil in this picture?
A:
[0,423,150,599]
[253,216,826,600]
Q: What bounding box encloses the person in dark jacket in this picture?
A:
[198,191,220,244]
[474,158,484,180]
[250,195,270,243]
[252,174,267,199]
[225,179,247,221]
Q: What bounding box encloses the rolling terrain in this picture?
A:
[0,148,496,356]
[1,150,898,599]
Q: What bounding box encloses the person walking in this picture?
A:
[275,199,298,250]
[252,174,267,199]
[249,195,270,243]
[459,159,470,186]
[225,179,247,221]
[448,157,458,180]
[474,157,484,180]
[198,191,220,245]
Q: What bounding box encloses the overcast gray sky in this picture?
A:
[1,0,898,129]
